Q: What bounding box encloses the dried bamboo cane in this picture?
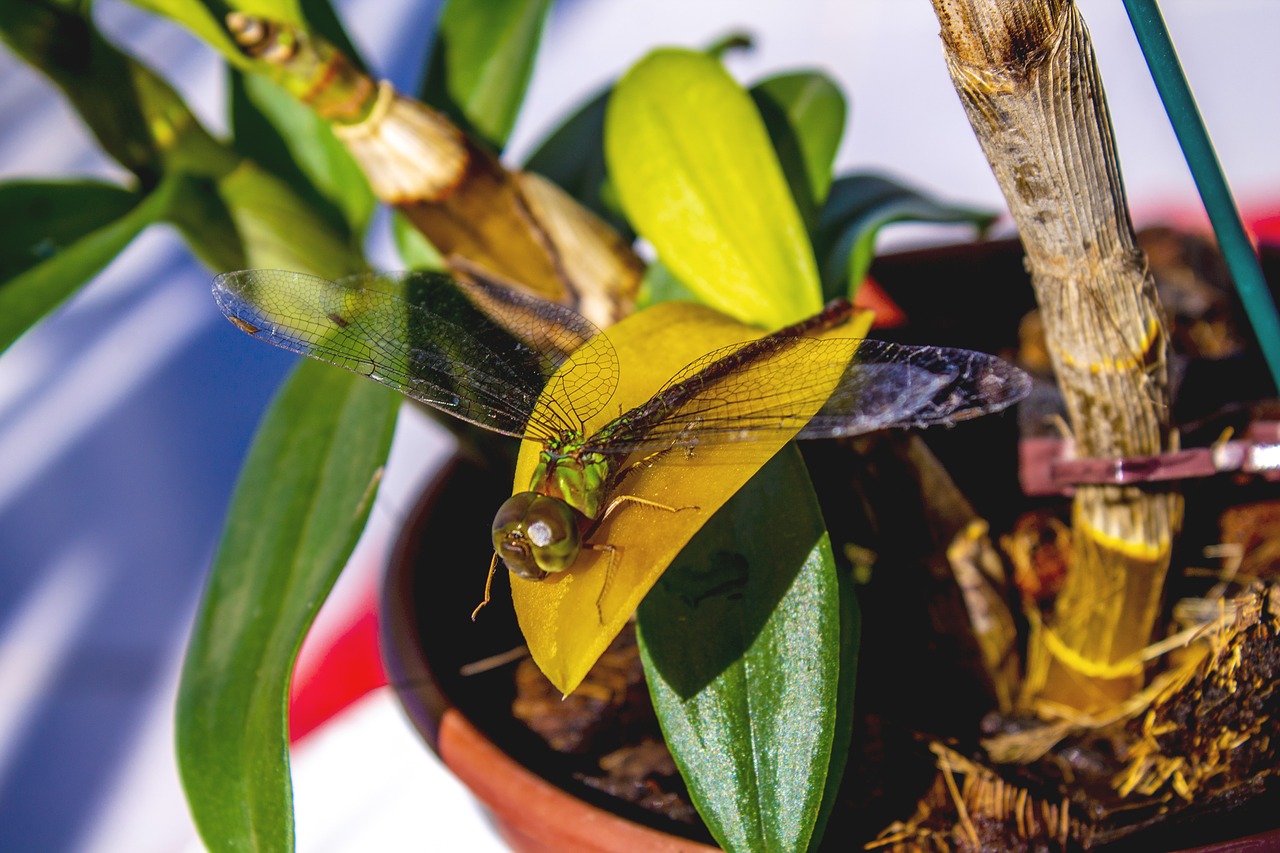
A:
[225,13,642,328]
[928,0,1183,711]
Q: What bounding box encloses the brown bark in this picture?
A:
[929,0,1182,711]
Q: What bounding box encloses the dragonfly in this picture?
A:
[213,269,1030,611]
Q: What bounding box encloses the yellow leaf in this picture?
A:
[509,300,873,694]
[605,49,823,328]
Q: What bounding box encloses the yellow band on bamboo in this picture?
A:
[1073,511,1171,563]
[1040,623,1146,679]
[1058,318,1163,375]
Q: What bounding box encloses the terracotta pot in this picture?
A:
[380,451,719,853]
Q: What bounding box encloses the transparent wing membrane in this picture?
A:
[587,337,1029,454]
[213,272,1029,457]
[802,339,1031,434]
[212,269,616,439]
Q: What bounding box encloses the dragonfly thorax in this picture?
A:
[491,492,581,579]
[530,443,612,522]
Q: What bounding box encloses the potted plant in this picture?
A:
[4,0,1277,850]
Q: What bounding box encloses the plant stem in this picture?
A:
[1122,0,1280,392]
[929,0,1183,712]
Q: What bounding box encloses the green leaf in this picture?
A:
[215,159,365,277]
[0,1,231,181]
[605,49,822,329]
[233,0,306,24]
[0,1,155,177]
[521,33,757,237]
[137,129,364,279]
[0,178,172,352]
[0,180,136,283]
[635,259,698,309]
[129,0,365,77]
[162,158,365,281]
[162,172,249,273]
[420,0,552,151]
[815,173,996,301]
[810,554,859,852]
[391,211,445,271]
[638,445,847,853]
[176,359,399,852]
[750,71,846,228]
[230,70,375,237]
[126,0,296,69]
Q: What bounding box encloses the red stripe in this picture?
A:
[288,607,388,743]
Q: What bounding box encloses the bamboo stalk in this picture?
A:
[225,13,642,328]
[928,0,1183,711]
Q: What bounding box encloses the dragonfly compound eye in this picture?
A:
[491,493,581,579]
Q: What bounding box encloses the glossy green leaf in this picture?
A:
[176,359,399,853]
[606,49,822,328]
[230,70,375,237]
[751,72,846,228]
[420,0,552,151]
[523,35,756,238]
[815,173,996,300]
[638,444,848,853]
[810,553,859,852]
[0,178,171,352]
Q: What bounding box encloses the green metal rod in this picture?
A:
[1123,0,1280,391]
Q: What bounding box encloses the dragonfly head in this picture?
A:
[491,492,581,580]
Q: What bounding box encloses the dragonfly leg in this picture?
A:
[583,489,701,622]
[612,445,676,489]
[470,552,502,621]
[586,542,619,624]
[600,492,698,521]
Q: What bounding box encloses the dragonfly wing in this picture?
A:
[587,336,1028,454]
[212,269,618,439]
[798,339,1031,437]
[448,271,621,429]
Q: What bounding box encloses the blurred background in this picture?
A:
[0,1,1276,849]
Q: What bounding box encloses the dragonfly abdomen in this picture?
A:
[599,299,857,447]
